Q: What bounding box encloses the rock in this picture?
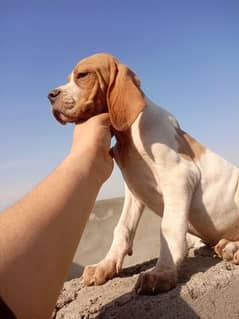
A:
[53,254,239,319]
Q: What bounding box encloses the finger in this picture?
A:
[93,113,111,126]
[109,147,114,158]
[110,126,114,137]
[75,119,85,125]
[74,113,111,129]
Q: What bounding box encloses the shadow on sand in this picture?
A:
[67,262,84,281]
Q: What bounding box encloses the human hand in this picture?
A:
[69,113,114,184]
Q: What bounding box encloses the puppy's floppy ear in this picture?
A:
[107,63,146,131]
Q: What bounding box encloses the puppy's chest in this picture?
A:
[114,142,164,214]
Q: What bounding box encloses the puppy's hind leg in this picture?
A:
[215,179,239,263]
[83,184,144,286]
[215,239,239,264]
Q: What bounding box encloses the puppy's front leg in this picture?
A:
[83,184,144,286]
[135,172,195,294]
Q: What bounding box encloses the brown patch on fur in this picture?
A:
[51,53,146,127]
[107,64,146,131]
[66,63,108,121]
[176,128,206,161]
[73,53,146,131]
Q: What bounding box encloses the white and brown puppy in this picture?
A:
[48,53,239,295]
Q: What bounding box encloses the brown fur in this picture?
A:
[176,128,206,160]
[107,64,146,131]
[74,54,146,130]
[50,53,146,128]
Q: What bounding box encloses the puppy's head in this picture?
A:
[48,53,145,131]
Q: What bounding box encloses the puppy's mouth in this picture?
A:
[52,109,77,125]
[52,109,94,125]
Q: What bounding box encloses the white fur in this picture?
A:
[58,72,81,103]
[93,97,239,276]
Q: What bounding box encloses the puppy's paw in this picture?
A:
[82,259,118,286]
[214,239,239,264]
[134,269,177,295]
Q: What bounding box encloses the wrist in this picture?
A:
[65,151,107,188]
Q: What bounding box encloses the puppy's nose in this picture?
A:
[48,89,61,103]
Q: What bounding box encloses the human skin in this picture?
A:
[0,113,113,319]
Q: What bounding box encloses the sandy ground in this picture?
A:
[53,198,239,318]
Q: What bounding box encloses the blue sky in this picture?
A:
[0,0,238,210]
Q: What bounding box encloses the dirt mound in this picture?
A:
[54,198,239,318]
[54,251,239,319]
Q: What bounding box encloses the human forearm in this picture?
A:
[0,154,102,319]
[0,113,113,318]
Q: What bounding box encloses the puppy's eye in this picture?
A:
[77,72,89,79]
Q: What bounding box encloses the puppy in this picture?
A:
[48,53,239,294]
